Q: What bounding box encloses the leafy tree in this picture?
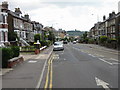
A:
[34,34,41,42]
[48,31,55,43]
[82,31,88,39]
[8,31,18,41]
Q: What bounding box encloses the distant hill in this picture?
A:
[67,30,85,37]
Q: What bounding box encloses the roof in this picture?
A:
[8,10,32,23]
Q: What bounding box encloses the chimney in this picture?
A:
[103,15,106,21]
[109,13,112,18]
[2,1,8,10]
[112,11,115,16]
[15,8,22,16]
[24,14,29,20]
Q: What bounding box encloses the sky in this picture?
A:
[1,0,119,31]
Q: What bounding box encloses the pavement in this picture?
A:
[2,46,53,88]
[0,46,53,76]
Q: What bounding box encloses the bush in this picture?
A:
[99,36,108,45]
[40,40,51,47]
[2,47,13,68]
[46,40,51,46]
[11,46,20,57]
[8,31,18,41]
[34,34,41,42]
[88,39,94,44]
[21,46,35,51]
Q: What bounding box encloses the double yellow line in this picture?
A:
[44,54,53,89]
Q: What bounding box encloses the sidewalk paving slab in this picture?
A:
[1,46,53,76]
[2,46,53,88]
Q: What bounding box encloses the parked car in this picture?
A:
[63,41,68,44]
[73,41,77,44]
[53,41,64,51]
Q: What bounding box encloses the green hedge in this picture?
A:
[2,48,13,68]
[1,46,20,68]
[11,46,20,57]
[21,46,35,51]
[40,40,51,47]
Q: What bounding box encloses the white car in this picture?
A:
[53,41,64,51]
[73,41,77,44]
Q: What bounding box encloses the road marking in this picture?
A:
[95,54,104,57]
[112,62,119,65]
[63,58,66,60]
[110,58,118,62]
[44,54,53,89]
[95,77,111,90]
[88,54,96,57]
[90,47,118,55]
[28,60,37,63]
[36,50,53,88]
[49,58,53,88]
[53,54,59,60]
[44,58,51,88]
[99,58,113,65]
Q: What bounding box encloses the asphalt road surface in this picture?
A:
[50,43,119,89]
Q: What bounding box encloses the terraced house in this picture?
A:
[0,1,47,47]
[89,11,119,40]
[7,8,33,46]
[0,1,8,46]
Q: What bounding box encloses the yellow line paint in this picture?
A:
[44,58,51,89]
[44,54,53,89]
[49,58,53,89]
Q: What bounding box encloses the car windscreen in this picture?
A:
[54,42,62,45]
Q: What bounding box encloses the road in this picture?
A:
[43,43,119,89]
[2,43,119,89]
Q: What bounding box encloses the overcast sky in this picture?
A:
[1,0,119,31]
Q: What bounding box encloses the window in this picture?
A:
[0,14,3,23]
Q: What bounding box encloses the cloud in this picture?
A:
[1,0,119,31]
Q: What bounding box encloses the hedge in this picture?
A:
[11,46,20,57]
[21,46,35,51]
[40,40,51,47]
[1,46,20,68]
[2,48,13,68]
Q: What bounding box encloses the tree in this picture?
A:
[81,31,89,43]
[8,31,18,41]
[48,31,55,43]
[34,34,41,42]
[82,31,88,39]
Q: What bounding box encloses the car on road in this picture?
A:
[53,41,64,51]
[63,41,68,44]
[73,41,77,44]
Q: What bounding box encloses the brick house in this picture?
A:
[7,8,33,46]
[0,1,8,46]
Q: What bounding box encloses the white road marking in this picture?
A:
[99,58,113,65]
[28,60,37,63]
[53,54,59,60]
[95,77,111,90]
[90,47,118,55]
[112,63,119,65]
[61,53,64,54]
[64,58,66,60]
[88,54,96,57]
[110,58,118,62]
[95,54,104,57]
